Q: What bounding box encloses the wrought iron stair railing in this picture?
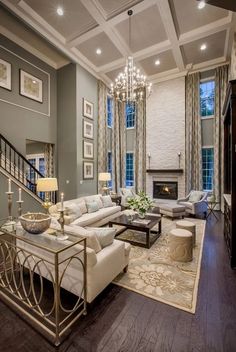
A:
[0,133,56,203]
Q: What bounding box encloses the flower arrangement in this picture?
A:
[127,191,153,218]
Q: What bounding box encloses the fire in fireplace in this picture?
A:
[153,181,178,200]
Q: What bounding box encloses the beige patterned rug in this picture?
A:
[113,217,206,313]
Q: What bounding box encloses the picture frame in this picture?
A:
[20,69,43,103]
[83,98,93,119]
[83,120,94,139]
[83,161,94,179]
[83,140,94,159]
[0,58,11,91]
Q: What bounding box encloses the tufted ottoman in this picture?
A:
[176,220,196,246]
[159,204,185,219]
[169,228,193,262]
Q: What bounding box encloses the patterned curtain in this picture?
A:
[214,65,228,209]
[185,72,202,193]
[112,100,126,192]
[134,97,146,192]
[97,80,108,192]
[44,143,54,177]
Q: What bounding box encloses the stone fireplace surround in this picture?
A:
[146,170,185,201]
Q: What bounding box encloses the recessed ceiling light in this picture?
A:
[96,48,102,55]
[198,1,206,9]
[32,80,36,84]
[200,43,207,51]
[155,59,160,66]
[56,7,64,16]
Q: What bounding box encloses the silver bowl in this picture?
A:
[19,213,51,234]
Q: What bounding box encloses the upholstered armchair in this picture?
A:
[177,190,208,217]
[119,188,136,207]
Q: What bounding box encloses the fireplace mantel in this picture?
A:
[146,169,184,174]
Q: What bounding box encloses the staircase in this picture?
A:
[0,133,56,204]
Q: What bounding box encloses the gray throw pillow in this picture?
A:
[86,200,99,213]
[102,195,113,208]
[189,191,203,202]
[87,227,116,248]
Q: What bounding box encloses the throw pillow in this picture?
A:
[102,195,113,208]
[189,191,203,202]
[65,203,82,220]
[87,227,116,248]
[77,199,87,214]
[121,188,134,198]
[68,225,102,253]
[86,200,99,213]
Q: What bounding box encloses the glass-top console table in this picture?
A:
[0,221,87,346]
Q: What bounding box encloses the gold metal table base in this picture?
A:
[0,229,87,346]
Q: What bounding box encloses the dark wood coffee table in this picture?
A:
[109,214,162,248]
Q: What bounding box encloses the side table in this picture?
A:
[206,201,220,220]
[110,194,122,206]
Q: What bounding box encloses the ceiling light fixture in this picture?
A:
[198,1,206,9]
[155,59,160,66]
[56,7,64,16]
[110,10,152,103]
[96,48,102,55]
[200,43,207,51]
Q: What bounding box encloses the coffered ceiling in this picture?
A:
[0,0,235,84]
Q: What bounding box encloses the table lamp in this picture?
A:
[98,172,111,195]
[36,177,58,212]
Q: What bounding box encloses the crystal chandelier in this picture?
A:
[110,10,152,103]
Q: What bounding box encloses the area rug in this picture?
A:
[113,217,206,313]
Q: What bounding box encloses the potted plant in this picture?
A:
[127,191,153,218]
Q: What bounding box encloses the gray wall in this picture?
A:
[57,63,98,200]
[57,63,77,199]
[0,35,57,155]
[26,141,46,155]
[0,35,57,219]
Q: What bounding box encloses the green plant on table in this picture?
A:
[127,191,153,218]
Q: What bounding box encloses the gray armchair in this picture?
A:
[177,190,208,217]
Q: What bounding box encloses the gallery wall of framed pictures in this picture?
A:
[82,98,94,179]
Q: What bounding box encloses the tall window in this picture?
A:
[27,154,45,197]
[107,151,112,188]
[200,80,215,118]
[107,96,113,127]
[202,148,214,191]
[126,153,134,187]
[126,102,135,128]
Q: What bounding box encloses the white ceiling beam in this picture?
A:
[80,0,130,56]
[179,14,233,45]
[224,13,236,59]
[67,26,102,48]
[155,0,185,70]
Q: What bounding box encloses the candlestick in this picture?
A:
[57,209,68,241]
[8,178,11,193]
[16,200,24,217]
[6,191,14,223]
[60,192,64,210]
[18,188,22,202]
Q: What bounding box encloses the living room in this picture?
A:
[0,0,236,351]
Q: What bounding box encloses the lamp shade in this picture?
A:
[98,173,111,182]
[36,178,58,192]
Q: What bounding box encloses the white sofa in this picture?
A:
[17,223,130,303]
[49,194,122,228]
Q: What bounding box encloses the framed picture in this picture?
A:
[83,140,94,159]
[0,58,11,91]
[20,69,43,103]
[83,98,93,119]
[83,161,94,179]
[83,120,94,139]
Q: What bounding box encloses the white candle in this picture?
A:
[19,188,22,202]
[8,179,11,193]
[61,192,64,210]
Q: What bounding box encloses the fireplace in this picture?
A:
[153,181,178,200]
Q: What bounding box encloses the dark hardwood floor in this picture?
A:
[1,214,236,352]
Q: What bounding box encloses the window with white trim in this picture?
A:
[126,153,134,187]
[200,80,215,118]
[107,96,113,128]
[126,102,135,128]
[202,147,214,191]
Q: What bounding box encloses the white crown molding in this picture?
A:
[0,25,58,69]
[190,57,229,72]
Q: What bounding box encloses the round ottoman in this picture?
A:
[176,220,196,246]
[169,229,193,262]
